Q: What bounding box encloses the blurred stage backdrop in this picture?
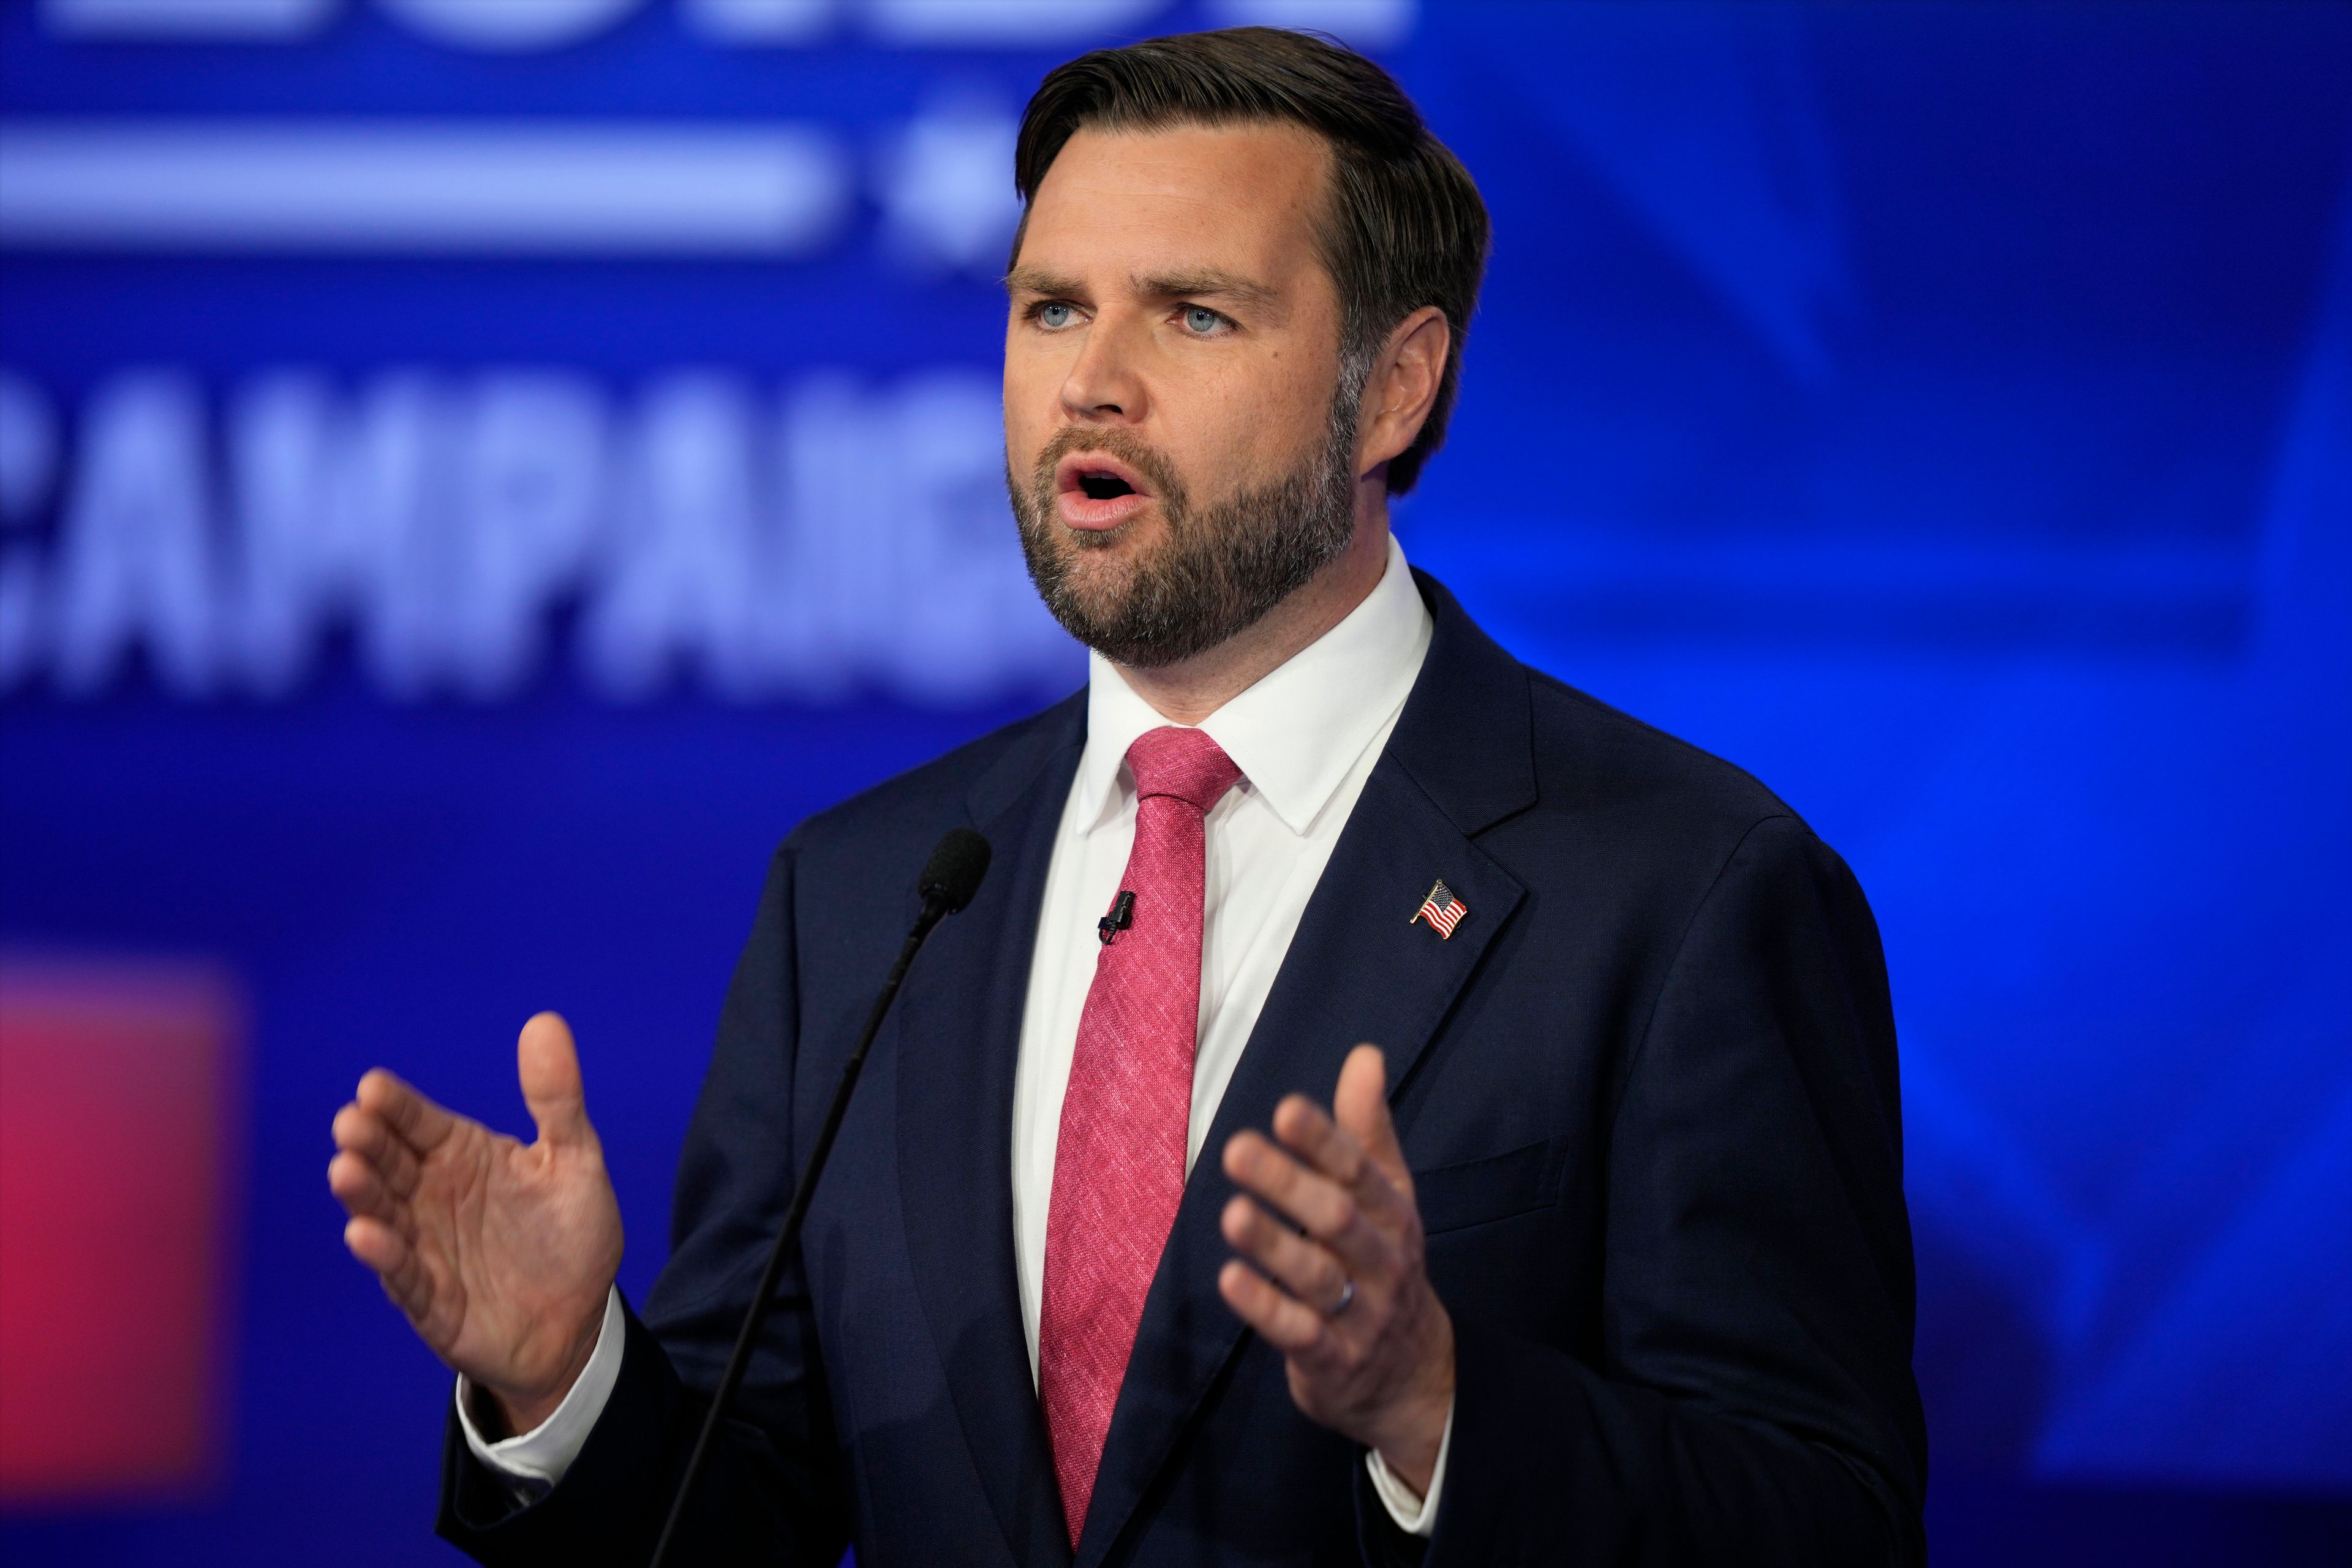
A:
[2,1,2348,1562]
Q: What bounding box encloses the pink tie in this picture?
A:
[1038,726,1243,1545]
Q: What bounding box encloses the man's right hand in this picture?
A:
[330,1011,624,1436]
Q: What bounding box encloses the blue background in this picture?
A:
[2,1,2348,1561]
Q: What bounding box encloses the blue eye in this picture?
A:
[1036,303,1075,329]
[1183,306,1224,334]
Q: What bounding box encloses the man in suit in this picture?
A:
[328,28,1926,1566]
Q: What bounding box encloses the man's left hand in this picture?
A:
[1218,1043,1453,1495]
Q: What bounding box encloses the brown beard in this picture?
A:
[1008,385,1361,669]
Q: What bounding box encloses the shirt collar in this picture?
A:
[1076,533,1434,838]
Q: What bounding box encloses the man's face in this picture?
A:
[1004,121,1362,668]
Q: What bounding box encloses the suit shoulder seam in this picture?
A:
[1606,810,1805,1131]
[1521,666,1795,813]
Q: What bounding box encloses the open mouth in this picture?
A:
[1053,451,1156,530]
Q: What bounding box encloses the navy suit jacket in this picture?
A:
[438,571,1928,1566]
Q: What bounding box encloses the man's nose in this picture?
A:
[1058,314,1149,424]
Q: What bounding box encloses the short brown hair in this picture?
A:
[1013,27,1490,496]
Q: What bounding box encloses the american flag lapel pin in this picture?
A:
[1411,878,1469,940]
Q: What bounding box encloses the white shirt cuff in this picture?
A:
[454,1286,625,1501]
[1363,1396,1453,1539]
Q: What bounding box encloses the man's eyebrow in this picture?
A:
[1134,269,1282,313]
[1004,266,1085,298]
[1001,265,1284,316]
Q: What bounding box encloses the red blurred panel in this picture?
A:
[0,956,243,1506]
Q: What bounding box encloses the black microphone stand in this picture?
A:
[647,829,989,1568]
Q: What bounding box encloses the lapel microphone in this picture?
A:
[650,827,992,1568]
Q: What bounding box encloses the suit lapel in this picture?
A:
[1072,573,1538,1567]
[897,699,1085,1568]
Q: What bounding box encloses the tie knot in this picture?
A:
[1125,726,1242,815]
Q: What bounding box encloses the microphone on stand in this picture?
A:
[649,827,992,1568]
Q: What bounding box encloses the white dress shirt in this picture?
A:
[462,533,1453,1535]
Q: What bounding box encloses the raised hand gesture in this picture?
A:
[1216,1044,1455,1496]
[328,1011,624,1434]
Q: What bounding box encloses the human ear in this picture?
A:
[1355,306,1450,477]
